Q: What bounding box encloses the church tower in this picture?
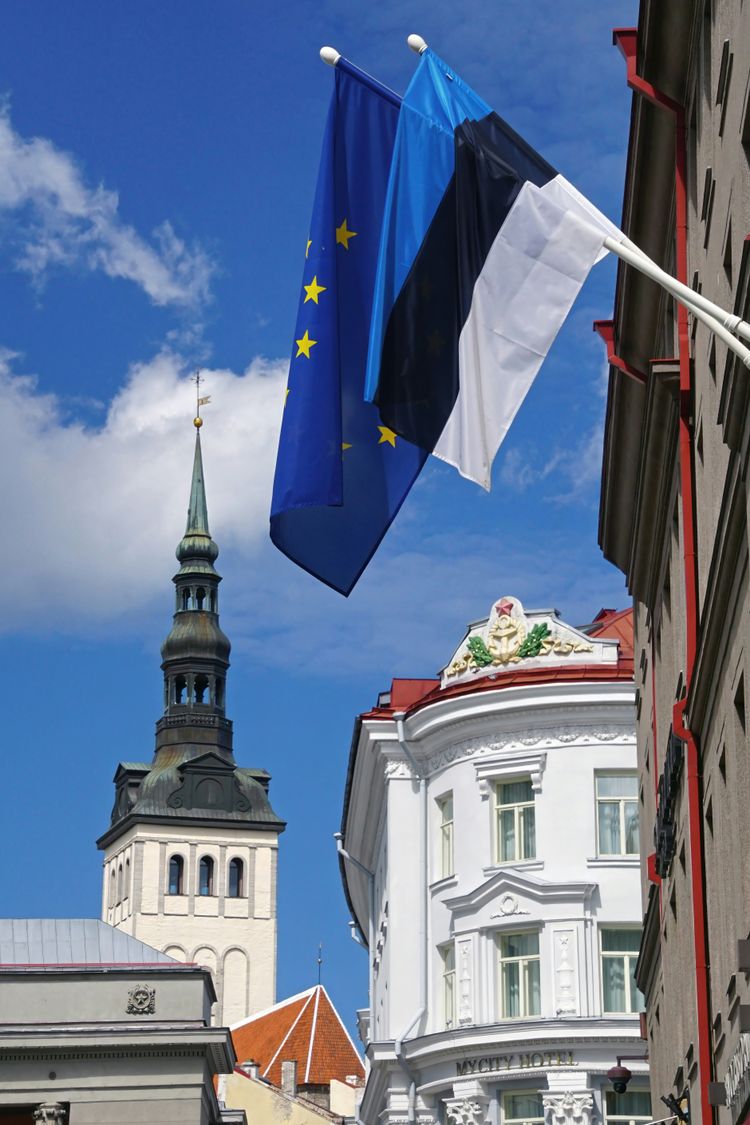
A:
[97,411,284,1025]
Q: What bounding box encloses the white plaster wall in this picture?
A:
[101,822,279,1024]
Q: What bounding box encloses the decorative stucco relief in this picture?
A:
[428,726,634,775]
[456,937,474,1025]
[552,929,579,1016]
[444,1096,490,1125]
[543,1091,593,1125]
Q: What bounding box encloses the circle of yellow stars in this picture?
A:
[287,221,399,454]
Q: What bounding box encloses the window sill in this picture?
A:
[430,875,458,893]
[586,855,640,868]
[482,860,544,876]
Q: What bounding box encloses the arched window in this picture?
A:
[199,856,214,896]
[181,588,190,611]
[209,591,216,612]
[174,675,187,705]
[194,674,208,704]
[109,868,116,908]
[228,858,244,898]
[196,586,206,610]
[168,854,184,895]
[125,857,130,900]
[215,678,224,709]
[117,863,123,903]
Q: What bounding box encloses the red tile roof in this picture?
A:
[230,985,364,1089]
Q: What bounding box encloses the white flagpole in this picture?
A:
[606,236,750,367]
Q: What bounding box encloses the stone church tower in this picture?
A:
[97,419,284,1025]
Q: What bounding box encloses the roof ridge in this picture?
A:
[262,989,316,1079]
[229,985,316,1030]
[304,984,322,1083]
[315,985,364,1069]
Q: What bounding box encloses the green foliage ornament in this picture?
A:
[467,635,494,667]
[516,623,551,658]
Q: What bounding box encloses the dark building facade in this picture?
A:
[599,2,750,1124]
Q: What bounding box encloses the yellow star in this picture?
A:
[295,330,317,359]
[336,219,357,249]
[377,425,397,447]
[306,239,312,259]
[342,442,353,451]
[303,276,327,305]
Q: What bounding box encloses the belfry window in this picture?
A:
[215,678,225,709]
[174,675,187,705]
[209,591,216,612]
[196,586,206,610]
[199,856,214,896]
[181,588,190,611]
[194,674,209,704]
[228,858,244,897]
[168,854,184,895]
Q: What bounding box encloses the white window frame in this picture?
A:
[604,1089,653,1125]
[436,793,454,879]
[502,1092,545,1125]
[596,772,639,857]
[599,926,642,1014]
[497,929,541,1019]
[440,942,456,1029]
[495,778,536,863]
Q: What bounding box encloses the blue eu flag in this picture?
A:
[270,65,427,596]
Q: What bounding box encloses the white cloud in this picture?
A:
[0,348,286,630]
[498,420,604,505]
[0,104,214,306]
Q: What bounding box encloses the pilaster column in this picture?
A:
[33,1105,67,1124]
[542,1091,594,1125]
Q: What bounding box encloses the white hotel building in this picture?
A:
[339,597,651,1125]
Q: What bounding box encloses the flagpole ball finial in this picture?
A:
[194,416,203,429]
[320,46,341,66]
[407,34,428,55]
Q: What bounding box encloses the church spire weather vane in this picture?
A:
[193,370,211,429]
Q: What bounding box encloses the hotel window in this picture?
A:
[596,774,639,855]
[168,854,184,895]
[495,779,535,862]
[503,1093,545,1125]
[600,928,644,1013]
[440,943,456,1029]
[437,793,454,879]
[498,931,541,1018]
[604,1091,652,1125]
[199,855,214,896]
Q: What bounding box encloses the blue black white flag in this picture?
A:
[364,49,623,490]
[270,64,428,596]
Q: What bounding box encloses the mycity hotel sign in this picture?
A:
[457,1050,577,1077]
[724,1033,750,1124]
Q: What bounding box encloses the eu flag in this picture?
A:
[270,64,427,596]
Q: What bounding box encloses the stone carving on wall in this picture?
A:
[553,930,579,1016]
[456,937,474,1025]
[445,597,593,679]
[428,725,634,776]
[543,1092,593,1125]
[126,984,156,1014]
[444,1096,490,1125]
[33,1107,67,1124]
[490,893,530,919]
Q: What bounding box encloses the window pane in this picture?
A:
[500,808,517,861]
[443,944,455,971]
[602,956,627,1011]
[442,823,453,876]
[503,961,520,1016]
[441,795,453,823]
[526,958,541,1015]
[500,780,533,805]
[521,806,536,858]
[502,931,539,958]
[597,774,638,797]
[602,929,641,952]
[625,802,640,853]
[598,802,621,854]
[606,1092,652,1116]
[505,1095,544,1120]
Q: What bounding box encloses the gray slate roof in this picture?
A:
[0,919,176,965]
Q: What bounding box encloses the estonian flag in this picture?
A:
[270,63,428,596]
[364,48,623,490]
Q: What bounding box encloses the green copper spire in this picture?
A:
[176,427,219,573]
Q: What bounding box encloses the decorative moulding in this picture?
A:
[126,984,156,1015]
[475,750,547,795]
[428,724,635,776]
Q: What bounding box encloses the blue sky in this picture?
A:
[0,1,637,1036]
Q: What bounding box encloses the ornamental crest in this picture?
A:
[126,984,156,1015]
[443,597,596,684]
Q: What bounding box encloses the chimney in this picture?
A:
[281,1060,298,1098]
[240,1060,260,1080]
